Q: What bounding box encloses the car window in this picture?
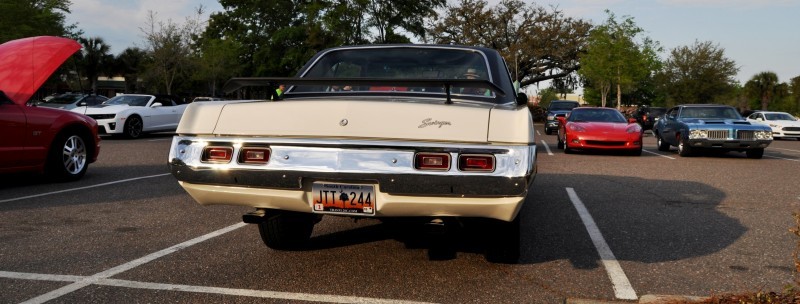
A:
[156,97,176,106]
[294,47,493,97]
[549,102,579,111]
[46,94,82,105]
[765,113,797,121]
[104,95,152,107]
[679,107,740,119]
[568,109,626,123]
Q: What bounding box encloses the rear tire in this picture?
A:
[746,148,764,159]
[46,132,89,182]
[258,210,316,250]
[485,216,521,264]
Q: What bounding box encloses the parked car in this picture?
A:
[72,94,187,138]
[191,96,225,102]
[633,106,666,130]
[169,45,537,263]
[556,107,643,155]
[0,36,101,181]
[653,104,772,158]
[37,93,109,110]
[544,100,580,135]
[745,111,800,139]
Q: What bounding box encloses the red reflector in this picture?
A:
[458,154,495,172]
[414,153,450,170]
[239,147,271,164]
[203,146,233,163]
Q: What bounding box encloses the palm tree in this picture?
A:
[746,71,779,110]
[77,37,111,94]
[115,47,147,93]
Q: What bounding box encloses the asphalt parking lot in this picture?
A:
[1,127,799,303]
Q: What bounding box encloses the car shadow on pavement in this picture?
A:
[523,173,744,268]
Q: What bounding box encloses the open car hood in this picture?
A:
[0,36,81,105]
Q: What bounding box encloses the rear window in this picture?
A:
[292,47,494,97]
[549,102,579,111]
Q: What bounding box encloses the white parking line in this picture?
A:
[20,222,248,304]
[540,140,554,155]
[566,188,638,300]
[0,173,171,204]
[771,147,800,153]
[642,149,675,159]
[765,155,800,162]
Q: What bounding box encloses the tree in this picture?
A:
[745,72,780,111]
[790,76,800,114]
[140,10,200,94]
[0,0,81,42]
[115,47,148,93]
[659,40,739,105]
[365,0,445,43]
[428,0,591,87]
[77,37,111,94]
[578,11,661,108]
[193,38,243,96]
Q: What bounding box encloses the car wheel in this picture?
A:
[544,127,552,135]
[485,215,521,264]
[46,132,89,181]
[677,136,693,157]
[746,148,764,159]
[630,147,642,156]
[123,115,144,139]
[258,210,316,250]
[556,131,564,149]
[656,134,670,151]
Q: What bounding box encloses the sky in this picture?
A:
[66,0,799,86]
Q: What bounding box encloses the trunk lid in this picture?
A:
[212,97,493,143]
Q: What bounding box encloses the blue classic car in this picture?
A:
[653,104,772,158]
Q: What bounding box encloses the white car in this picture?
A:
[73,94,188,138]
[168,45,537,263]
[746,111,800,139]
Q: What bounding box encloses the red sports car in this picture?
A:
[0,36,101,181]
[556,107,642,155]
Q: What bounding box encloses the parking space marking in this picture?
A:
[642,149,675,159]
[20,222,247,304]
[765,155,799,162]
[566,188,638,300]
[770,147,800,154]
[540,140,554,155]
[0,271,434,304]
[0,173,171,204]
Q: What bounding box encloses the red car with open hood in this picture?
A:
[0,36,100,181]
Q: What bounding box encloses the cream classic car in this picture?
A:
[169,45,537,263]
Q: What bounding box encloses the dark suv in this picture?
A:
[544,100,580,135]
[634,106,666,130]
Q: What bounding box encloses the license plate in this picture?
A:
[312,182,376,215]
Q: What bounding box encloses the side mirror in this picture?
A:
[756,118,763,121]
[556,116,566,124]
[151,102,163,108]
[628,117,637,124]
[516,93,528,106]
[78,101,87,107]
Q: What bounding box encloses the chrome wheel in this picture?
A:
[61,135,87,175]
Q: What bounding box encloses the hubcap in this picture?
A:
[62,135,87,174]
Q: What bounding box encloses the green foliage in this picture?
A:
[428,0,592,87]
[659,40,739,105]
[76,37,111,94]
[578,10,661,108]
[537,88,559,108]
[0,0,82,43]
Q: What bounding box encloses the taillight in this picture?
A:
[458,154,495,172]
[238,147,271,164]
[202,146,233,163]
[414,152,450,171]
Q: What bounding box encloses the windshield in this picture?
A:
[568,109,626,123]
[679,107,741,119]
[103,95,151,107]
[765,113,798,121]
[45,94,83,105]
[292,47,493,97]
[550,102,579,111]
